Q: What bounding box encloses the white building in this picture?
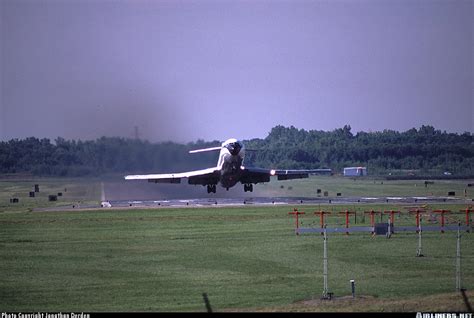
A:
[344,167,367,177]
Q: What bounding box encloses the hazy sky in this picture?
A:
[1,0,472,143]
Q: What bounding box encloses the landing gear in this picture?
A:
[207,184,217,194]
[244,184,253,192]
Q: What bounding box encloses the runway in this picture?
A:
[31,178,472,212]
[107,195,465,208]
[33,194,468,212]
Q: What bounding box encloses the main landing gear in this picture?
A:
[244,184,253,192]
[207,184,217,194]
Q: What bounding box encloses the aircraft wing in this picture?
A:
[240,167,331,184]
[125,167,220,186]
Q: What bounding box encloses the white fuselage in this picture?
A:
[217,138,245,188]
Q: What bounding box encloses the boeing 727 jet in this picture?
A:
[125,138,331,193]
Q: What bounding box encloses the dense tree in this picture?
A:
[0,125,473,177]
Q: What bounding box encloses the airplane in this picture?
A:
[124,138,332,193]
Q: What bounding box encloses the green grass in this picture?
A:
[0,205,473,312]
[1,176,473,311]
[0,177,102,213]
[262,176,474,199]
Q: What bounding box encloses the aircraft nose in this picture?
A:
[229,146,238,155]
[228,143,242,155]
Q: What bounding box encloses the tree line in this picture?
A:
[0,125,473,177]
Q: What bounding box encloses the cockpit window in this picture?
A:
[226,141,242,155]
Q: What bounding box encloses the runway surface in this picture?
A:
[34,195,469,212]
[101,180,470,207]
[30,178,473,211]
[108,195,465,208]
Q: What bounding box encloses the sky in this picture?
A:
[1,0,472,143]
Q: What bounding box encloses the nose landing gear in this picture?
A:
[244,184,253,192]
[207,184,217,193]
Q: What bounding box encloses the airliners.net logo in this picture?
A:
[416,313,473,318]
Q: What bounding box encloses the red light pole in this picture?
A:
[364,210,381,234]
[384,210,399,233]
[459,207,473,231]
[288,208,305,235]
[433,209,451,233]
[409,208,426,233]
[339,210,356,235]
[314,211,331,235]
[383,210,398,225]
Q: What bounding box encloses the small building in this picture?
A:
[344,167,367,177]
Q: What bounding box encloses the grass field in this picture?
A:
[261,175,474,199]
[0,204,473,312]
[0,177,102,213]
[0,176,473,312]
